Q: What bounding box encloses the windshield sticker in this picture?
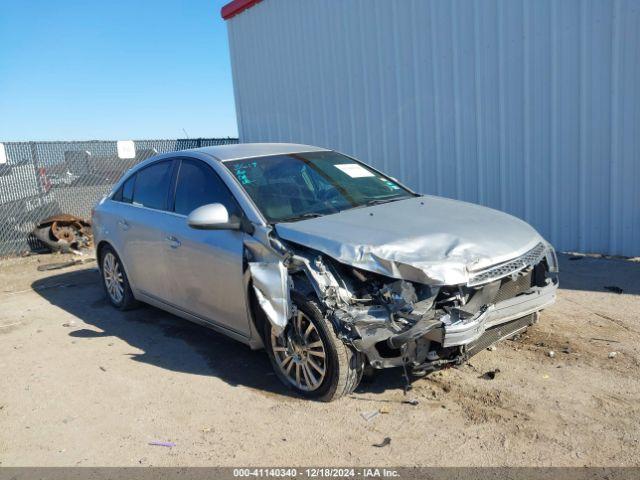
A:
[233,162,257,185]
[234,168,251,185]
[335,163,375,178]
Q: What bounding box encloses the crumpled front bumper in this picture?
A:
[429,278,558,348]
[360,277,558,369]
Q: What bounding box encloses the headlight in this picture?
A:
[545,243,559,273]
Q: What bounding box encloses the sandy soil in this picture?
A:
[0,252,639,466]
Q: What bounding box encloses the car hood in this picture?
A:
[274,195,545,286]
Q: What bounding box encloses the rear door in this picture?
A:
[161,157,250,336]
[114,159,176,301]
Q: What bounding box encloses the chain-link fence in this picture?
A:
[0,138,238,257]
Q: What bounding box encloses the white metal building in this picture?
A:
[222,0,640,257]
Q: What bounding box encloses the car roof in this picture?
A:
[191,143,330,162]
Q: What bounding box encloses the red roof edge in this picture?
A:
[221,0,263,20]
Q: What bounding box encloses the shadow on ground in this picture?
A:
[31,253,638,399]
[557,253,640,295]
[31,268,407,399]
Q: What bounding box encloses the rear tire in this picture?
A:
[99,245,138,310]
[264,292,363,401]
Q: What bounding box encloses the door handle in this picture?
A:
[117,220,130,231]
[165,235,181,249]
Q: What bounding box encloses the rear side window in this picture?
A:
[132,160,173,210]
[173,159,240,217]
[121,175,135,203]
[112,175,136,203]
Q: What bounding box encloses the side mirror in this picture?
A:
[187,203,240,230]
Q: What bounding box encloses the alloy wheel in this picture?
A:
[103,252,124,304]
[270,310,327,391]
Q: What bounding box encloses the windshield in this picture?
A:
[224,151,415,223]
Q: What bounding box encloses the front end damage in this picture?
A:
[247,228,558,375]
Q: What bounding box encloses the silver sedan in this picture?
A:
[93,143,558,401]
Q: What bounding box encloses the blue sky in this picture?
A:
[0,0,238,141]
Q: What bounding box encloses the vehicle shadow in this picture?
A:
[31,268,406,399]
[30,253,639,400]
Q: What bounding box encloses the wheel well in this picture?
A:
[245,277,315,350]
[96,241,111,266]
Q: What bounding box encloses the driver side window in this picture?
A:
[173,158,240,217]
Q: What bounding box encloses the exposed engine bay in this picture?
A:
[247,229,559,375]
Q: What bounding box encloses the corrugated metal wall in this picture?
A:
[226,0,640,257]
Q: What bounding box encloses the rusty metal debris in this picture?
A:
[32,214,93,253]
[36,258,95,271]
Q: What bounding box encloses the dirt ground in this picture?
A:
[1,252,639,467]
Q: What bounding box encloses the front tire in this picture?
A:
[99,245,137,310]
[264,293,363,401]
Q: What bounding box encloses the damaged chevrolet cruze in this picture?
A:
[93,143,558,401]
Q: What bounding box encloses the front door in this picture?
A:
[162,158,250,337]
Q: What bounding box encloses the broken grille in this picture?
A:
[468,242,546,287]
[494,270,534,304]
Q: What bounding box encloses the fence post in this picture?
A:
[29,141,43,197]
